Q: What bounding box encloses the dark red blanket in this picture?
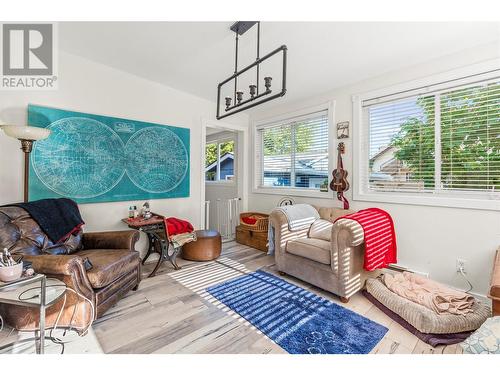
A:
[164,217,193,237]
[335,208,397,271]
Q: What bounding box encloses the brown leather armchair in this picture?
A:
[0,206,141,334]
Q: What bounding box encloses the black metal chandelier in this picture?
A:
[216,21,287,120]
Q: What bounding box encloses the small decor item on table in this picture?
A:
[0,248,23,282]
[141,201,152,220]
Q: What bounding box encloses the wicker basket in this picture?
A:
[239,212,269,232]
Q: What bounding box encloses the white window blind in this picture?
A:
[256,110,329,190]
[363,76,499,194]
[440,82,499,191]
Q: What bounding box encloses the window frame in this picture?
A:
[353,60,500,211]
[252,102,335,198]
[205,136,237,186]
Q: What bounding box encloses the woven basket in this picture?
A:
[239,212,269,232]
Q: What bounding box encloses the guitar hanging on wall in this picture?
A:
[329,142,350,209]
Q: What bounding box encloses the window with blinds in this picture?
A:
[255,110,329,190]
[363,77,499,194]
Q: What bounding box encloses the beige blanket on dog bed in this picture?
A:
[366,277,490,334]
[382,272,474,315]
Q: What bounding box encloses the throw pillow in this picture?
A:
[461,316,500,354]
[308,219,333,241]
[43,230,83,255]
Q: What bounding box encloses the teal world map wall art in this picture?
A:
[28,104,190,204]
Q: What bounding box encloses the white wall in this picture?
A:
[0,51,248,257]
[248,42,500,296]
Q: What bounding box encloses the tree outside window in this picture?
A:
[205,140,235,182]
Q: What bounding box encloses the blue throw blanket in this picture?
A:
[11,198,84,243]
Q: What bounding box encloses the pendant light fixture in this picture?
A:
[216,21,287,120]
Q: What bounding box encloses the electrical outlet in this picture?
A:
[456,258,467,273]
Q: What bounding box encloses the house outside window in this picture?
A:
[354,66,500,210]
[205,139,235,182]
[254,109,330,195]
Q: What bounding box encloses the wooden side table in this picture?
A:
[122,214,181,278]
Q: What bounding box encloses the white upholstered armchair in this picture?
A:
[269,205,370,302]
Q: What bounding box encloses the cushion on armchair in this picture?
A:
[286,238,331,265]
[308,219,333,241]
[77,249,140,288]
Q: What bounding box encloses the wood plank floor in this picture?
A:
[93,241,463,354]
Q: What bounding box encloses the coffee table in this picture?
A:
[0,274,66,354]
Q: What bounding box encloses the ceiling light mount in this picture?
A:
[216,21,287,120]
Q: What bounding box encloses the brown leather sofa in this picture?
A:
[0,206,141,334]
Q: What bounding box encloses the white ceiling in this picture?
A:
[60,22,500,111]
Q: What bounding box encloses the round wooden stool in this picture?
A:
[181,230,222,261]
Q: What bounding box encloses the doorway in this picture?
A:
[201,120,248,242]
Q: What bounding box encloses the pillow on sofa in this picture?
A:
[461,317,500,354]
[308,219,333,241]
[43,230,83,255]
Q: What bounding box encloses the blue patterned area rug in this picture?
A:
[206,270,388,354]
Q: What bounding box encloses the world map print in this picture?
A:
[32,117,126,199]
[28,105,190,204]
[125,127,188,193]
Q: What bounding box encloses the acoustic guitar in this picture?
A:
[330,142,350,209]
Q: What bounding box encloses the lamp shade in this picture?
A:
[1,125,51,141]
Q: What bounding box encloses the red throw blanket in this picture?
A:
[335,208,397,271]
[164,217,194,237]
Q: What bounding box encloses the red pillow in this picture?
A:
[164,217,193,236]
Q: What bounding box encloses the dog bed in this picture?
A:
[366,277,491,334]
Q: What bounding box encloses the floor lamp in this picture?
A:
[1,125,51,202]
